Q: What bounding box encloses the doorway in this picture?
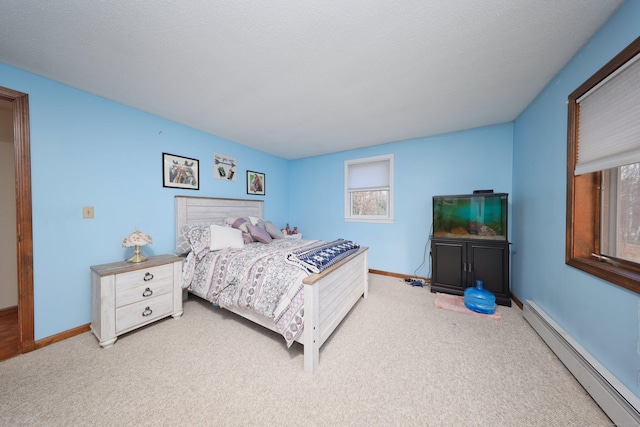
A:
[0,86,34,361]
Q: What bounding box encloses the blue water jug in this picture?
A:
[464,280,496,315]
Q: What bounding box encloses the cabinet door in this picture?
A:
[431,240,467,292]
[468,242,508,298]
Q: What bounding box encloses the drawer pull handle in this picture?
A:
[142,307,153,317]
[143,272,154,282]
[142,287,153,297]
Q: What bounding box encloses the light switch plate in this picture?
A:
[82,206,94,219]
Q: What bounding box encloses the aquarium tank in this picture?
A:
[432,193,508,241]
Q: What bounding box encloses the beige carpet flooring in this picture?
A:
[0,274,613,426]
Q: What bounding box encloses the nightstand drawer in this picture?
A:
[116,264,173,290]
[116,292,173,333]
[116,266,173,307]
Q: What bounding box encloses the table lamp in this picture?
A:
[122,229,153,263]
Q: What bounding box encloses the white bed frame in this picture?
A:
[175,196,369,373]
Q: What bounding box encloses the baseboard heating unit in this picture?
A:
[523,300,640,426]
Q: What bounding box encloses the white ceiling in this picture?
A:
[0,1,623,159]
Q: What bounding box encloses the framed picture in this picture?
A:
[162,153,199,190]
[214,152,237,181]
[246,170,265,195]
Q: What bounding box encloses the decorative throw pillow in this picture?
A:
[186,225,212,260]
[231,217,250,232]
[176,222,229,255]
[225,216,248,227]
[230,218,254,242]
[247,223,273,243]
[263,221,283,239]
[175,223,196,255]
[210,224,245,250]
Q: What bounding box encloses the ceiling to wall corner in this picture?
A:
[0,1,624,159]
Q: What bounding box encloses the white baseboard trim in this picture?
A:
[523,300,640,427]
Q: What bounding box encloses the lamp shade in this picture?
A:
[122,230,153,248]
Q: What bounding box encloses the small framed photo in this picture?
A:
[246,170,265,195]
[162,153,199,190]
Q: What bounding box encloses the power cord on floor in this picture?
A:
[403,277,427,287]
[410,223,433,284]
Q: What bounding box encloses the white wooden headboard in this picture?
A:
[175,196,264,247]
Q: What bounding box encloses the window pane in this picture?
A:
[351,190,388,216]
[601,162,640,264]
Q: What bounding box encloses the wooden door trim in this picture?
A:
[0,86,34,353]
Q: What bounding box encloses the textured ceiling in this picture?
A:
[0,1,623,159]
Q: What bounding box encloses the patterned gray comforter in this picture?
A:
[181,238,322,346]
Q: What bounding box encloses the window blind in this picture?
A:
[575,52,640,175]
[347,159,390,189]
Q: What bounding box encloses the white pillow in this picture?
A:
[210,224,245,250]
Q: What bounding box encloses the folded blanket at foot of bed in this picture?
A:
[285,238,360,274]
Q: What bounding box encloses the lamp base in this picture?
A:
[126,245,148,263]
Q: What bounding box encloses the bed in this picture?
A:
[175,196,369,373]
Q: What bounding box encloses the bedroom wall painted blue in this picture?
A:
[512,0,640,395]
[288,123,513,277]
[0,63,290,340]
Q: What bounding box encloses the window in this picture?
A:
[567,36,640,293]
[345,154,394,223]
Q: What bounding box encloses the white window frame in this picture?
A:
[344,154,394,223]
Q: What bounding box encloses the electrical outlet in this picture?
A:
[82,206,94,219]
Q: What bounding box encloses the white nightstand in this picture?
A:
[284,233,302,239]
[90,254,183,348]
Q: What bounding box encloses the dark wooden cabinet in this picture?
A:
[431,238,511,306]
